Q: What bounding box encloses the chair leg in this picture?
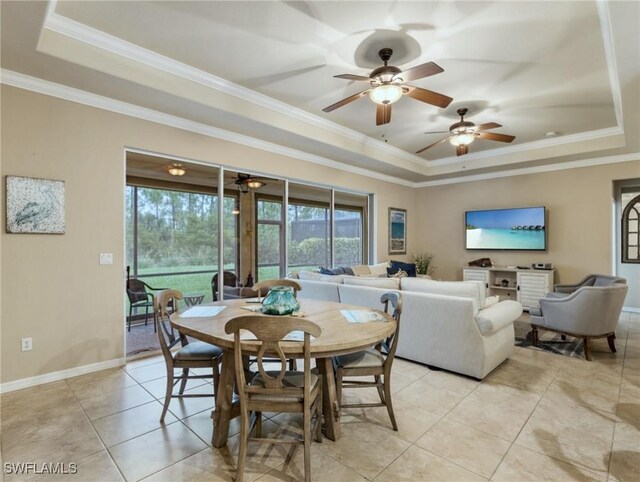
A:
[236,407,249,482]
[335,368,343,409]
[254,411,263,438]
[375,375,385,404]
[383,374,398,431]
[583,337,592,361]
[315,385,323,443]
[178,368,189,395]
[607,333,617,353]
[212,358,221,396]
[128,305,132,332]
[144,304,149,326]
[288,358,298,371]
[160,369,173,423]
[153,309,157,333]
[303,400,312,482]
[531,325,539,346]
[561,334,567,341]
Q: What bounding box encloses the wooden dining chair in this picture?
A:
[252,279,302,297]
[225,315,322,482]
[155,289,223,422]
[333,291,402,431]
[251,278,302,371]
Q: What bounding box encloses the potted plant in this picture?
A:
[412,252,434,279]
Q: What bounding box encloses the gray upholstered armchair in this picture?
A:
[529,278,628,360]
[548,274,626,298]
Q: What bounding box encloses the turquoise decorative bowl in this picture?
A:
[260,286,300,315]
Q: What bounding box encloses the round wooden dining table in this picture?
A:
[170,298,396,447]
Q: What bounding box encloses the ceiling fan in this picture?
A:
[323,48,453,126]
[227,173,267,193]
[416,108,515,156]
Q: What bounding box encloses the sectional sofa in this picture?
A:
[290,273,523,379]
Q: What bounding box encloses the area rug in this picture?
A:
[126,321,160,356]
[514,320,585,359]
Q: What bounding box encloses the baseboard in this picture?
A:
[0,357,126,394]
[623,306,640,313]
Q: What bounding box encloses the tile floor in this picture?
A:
[1,312,639,481]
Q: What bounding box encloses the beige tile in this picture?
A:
[608,422,640,482]
[27,450,123,482]
[391,358,431,380]
[394,376,468,416]
[315,420,410,479]
[339,397,441,443]
[3,411,104,482]
[485,353,559,393]
[516,398,615,473]
[66,368,138,401]
[255,445,367,482]
[422,370,480,396]
[447,382,540,441]
[92,400,178,447]
[544,377,621,414]
[182,409,241,444]
[375,445,486,482]
[616,402,640,428]
[416,418,510,477]
[141,375,210,399]
[145,421,293,482]
[108,422,207,481]
[163,384,216,420]
[124,362,171,384]
[79,384,155,420]
[493,444,606,481]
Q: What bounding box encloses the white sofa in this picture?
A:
[294,276,522,379]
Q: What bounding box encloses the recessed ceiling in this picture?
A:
[1,1,638,184]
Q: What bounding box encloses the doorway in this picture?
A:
[614,179,640,311]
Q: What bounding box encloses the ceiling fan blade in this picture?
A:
[404,86,453,108]
[376,103,392,126]
[394,61,444,82]
[334,74,372,81]
[322,89,370,113]
[477,131,516,143]
[456,145,469,156]
[416,136,449,154]
[474,122,502,131]
[424,130,450,135]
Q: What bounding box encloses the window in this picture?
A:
[256,198,283,281]
[288,200,331,271]
[334,206,364,266]
[126,184,238,302]
[622,193,640,263]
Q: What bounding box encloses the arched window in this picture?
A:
[622,193,640,263]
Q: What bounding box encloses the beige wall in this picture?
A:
[416,161,640,289]
[0,86,417,384]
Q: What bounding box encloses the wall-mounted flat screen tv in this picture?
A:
[465,206,547,251]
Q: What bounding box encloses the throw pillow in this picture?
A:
[388,268,408,279]
[341,266,355,276]
[390,260,417,277]
[369,262,390,277]
[319,266,346,275]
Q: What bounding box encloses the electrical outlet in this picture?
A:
[99,253,113,265]
[21,337,32,352]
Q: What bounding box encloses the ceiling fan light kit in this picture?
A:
[245,178,264,189]
[369,84,403,105]
[324,47,452,125]
[167,163,186,176]
[417,108,515,156]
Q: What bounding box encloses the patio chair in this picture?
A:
[126,278,167,332]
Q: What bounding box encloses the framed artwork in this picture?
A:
[5,176,65,234]
[388,207,407,254]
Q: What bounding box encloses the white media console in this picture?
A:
[463,266,555,311]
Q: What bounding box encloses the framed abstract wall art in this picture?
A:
[6,176,65,234]
[388,207,406,255]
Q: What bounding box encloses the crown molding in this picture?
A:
[415,152,640,187]
[597,0,624,130]
[0,69,416,188]
[42,4,430,169]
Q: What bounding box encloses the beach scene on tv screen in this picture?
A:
[466,208,545,250]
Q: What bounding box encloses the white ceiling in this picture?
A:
[1,1,638,184]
